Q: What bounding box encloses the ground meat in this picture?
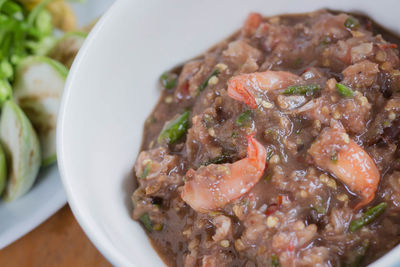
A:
[132,10,400,267]
[222,39,262,74]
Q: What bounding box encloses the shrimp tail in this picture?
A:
[354,189,375,211]
[247,134,267,171]
[227,79,258,109]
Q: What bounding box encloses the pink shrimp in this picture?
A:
[242,12,263,36]
[227,71,301,109]
[308,121,380,210]
[181,134,267,213]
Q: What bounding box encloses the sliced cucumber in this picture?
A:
[0,100,41,201]
[48,31,87,69]
[0,143,7,196]
[13,56,67,166]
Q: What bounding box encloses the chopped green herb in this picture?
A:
[153,223,164,231]
[0,60,13,79]
[140,161,151,179]
[0,79,12,105]
[321,36,331,45]
[311,204,326,214]
[209,211,222,217]
[236,109,252,126]
[336,83,355,97]
[241,200,249,206]
[2,1,23,21]
[349,202,387,232]
[283,84,320,96]
[382,121,390,127]
[202,154,233,166]
[198,69,220,93]
[343,240,369,267]
[158,110,190,145]
[231,132,238,138]
[330,150,338,163]
[263,174,272,182]
[270,254,281,267]
[160,71,177,90]
[294,57,302,66]
[266,150,273,161]
[139,213,153,232]
[344,16,360,30]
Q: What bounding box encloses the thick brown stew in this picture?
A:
[131,10,400,266]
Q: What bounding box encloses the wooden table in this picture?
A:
[0,205,111,267]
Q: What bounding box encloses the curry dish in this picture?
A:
[132,10,400,266]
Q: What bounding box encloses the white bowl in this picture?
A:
[58,0,400,266]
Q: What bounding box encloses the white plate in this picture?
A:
[58,0,400,266]
[0,0,114,250]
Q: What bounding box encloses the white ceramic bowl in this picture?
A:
[58,0,400,266]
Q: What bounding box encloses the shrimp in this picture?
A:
[227,71,301,109]
[181,134,267,213]
[242,12,263,36]
[308,121,380,210]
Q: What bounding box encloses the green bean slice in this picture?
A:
[336,83,355,98]
[158,110,190,145]
[349,202,387,232]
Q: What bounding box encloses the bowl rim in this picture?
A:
[57,1,132,266]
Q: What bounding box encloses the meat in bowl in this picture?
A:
[132,10,400,266]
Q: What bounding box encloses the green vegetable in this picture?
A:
[2,1,24,21]
[160,72,177,90]
[26,0,53,28]
[266,150,273,161]
[139,213,153,232]
[0,100,41,201]
[263,174,271,181]
[344,16,360,30]
[139,213,164,232]
[202,154,233,166]
[336,83,355,97]
[344,240,369,267]
[25,36,57,56]
[349,202,387,232]
[153,223,163,231]
[13,56,68,166]
[330,150,338,163]
[0,143,7,196]
[0,79,12,106]
[158,110,190,145]
[311,204,326,214]
[236,109,252,126]
[34,9,53,37]
[0,60,13,79]
[321,36,331,46]
[198,69,220,93]
[270,254,280,267]
[0,0,58,83]
[283,84,320,96]
[140,161,151,179]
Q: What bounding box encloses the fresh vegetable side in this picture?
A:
[0,0,86,200]
[132,10,400,267]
